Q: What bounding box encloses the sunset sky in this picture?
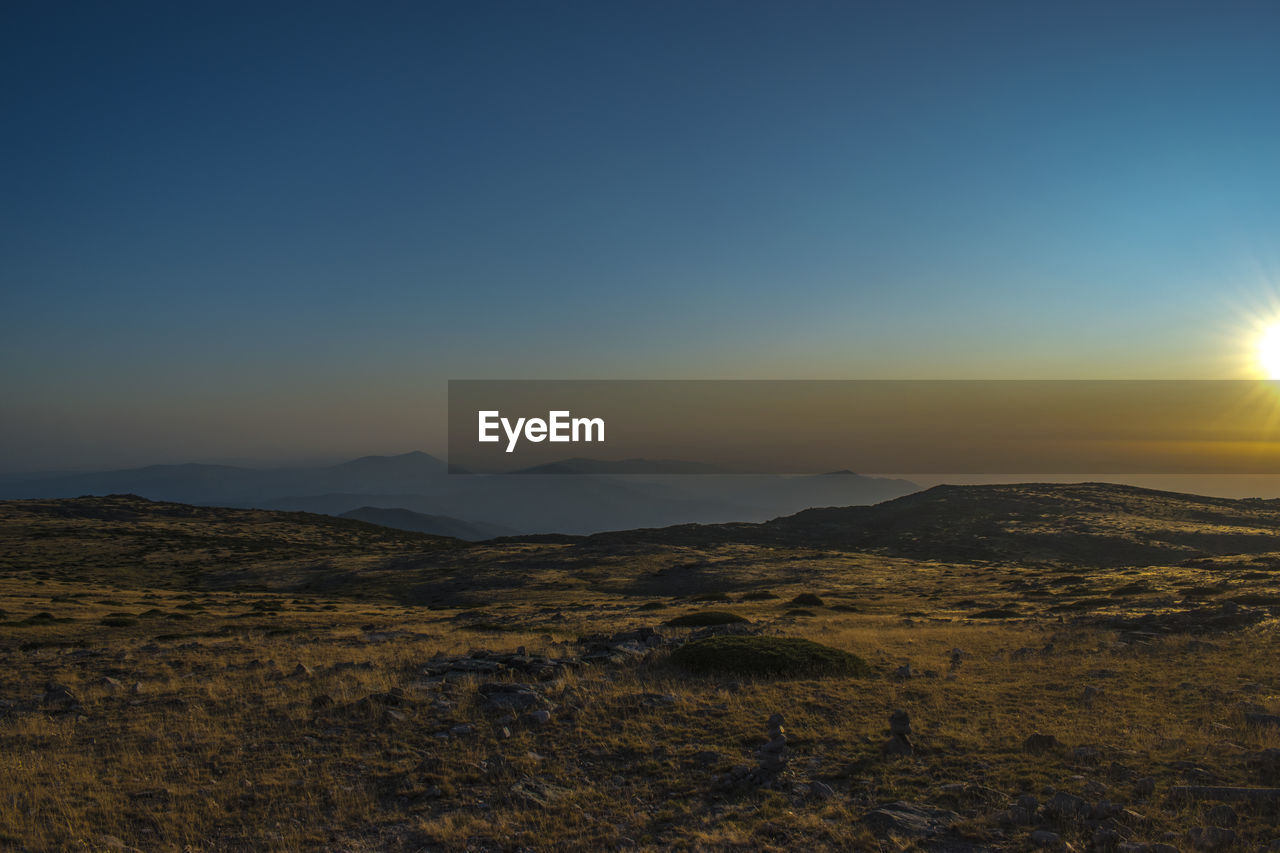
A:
[5,1,1280,471]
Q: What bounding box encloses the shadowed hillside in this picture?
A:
[0,494,463,590]
[586,482,1280,566]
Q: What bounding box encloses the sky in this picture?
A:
[4,1,1280,471]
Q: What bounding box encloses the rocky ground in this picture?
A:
[1,491,1279,850]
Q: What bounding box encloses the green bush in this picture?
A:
[663,610,748,627]
[670,635,869,678]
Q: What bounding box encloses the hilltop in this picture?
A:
[586,482,1280,566]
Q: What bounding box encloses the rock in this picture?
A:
[524,709,552,727]
[1083,685,1103,707]
[1045,791,1087,819]
[1135,776,1157,797]
[1245,712,1280,728]
[882,709,913,757]
[1030,829,1062,848]
[448,723,473,736]
[1073,745,1103,765]
[894,663,913,680]
[1024,732,1061,754]
[310,694,334,710]
[999,805,1036,826]
[1206,804,1238,828]
[1247,748,1280,784]
[99,677,123,694]
[754,713,788,778]
[40,682,80,712]
[291,663,313,678]
[478,682,546,713]
[808,780,834,800]
[1188,826,1236,851]
[862,801,959,840]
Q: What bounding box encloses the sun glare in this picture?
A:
[1258,323,1280,379]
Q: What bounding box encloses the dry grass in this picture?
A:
[0,569,1277,851]
[2,492,1280,850]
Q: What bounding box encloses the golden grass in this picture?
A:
[0,564,1277,851]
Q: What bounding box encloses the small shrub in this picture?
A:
[788,593,825,607]
[670,635,869,678]
[100,613,138,627]
[664,611,748,627]
[740,590,777,601]
[690,592,731,602]
[637,601,665,611]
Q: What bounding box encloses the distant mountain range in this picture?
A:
[337,506,518,541]
[0,451,920,535]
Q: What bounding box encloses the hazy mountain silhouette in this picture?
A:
[508,458,728,475]
[1,452,920,534]
[337,506,518,540]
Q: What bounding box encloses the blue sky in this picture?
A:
[4,1,1280,469]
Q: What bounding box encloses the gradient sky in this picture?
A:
[5,1,1280,471]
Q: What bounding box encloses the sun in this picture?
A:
[1258,323,1280,379]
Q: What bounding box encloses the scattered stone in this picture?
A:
[1135,776,1157,797]
[99,676,123,694]
[862,801,959,840]
[1245,712,1280,728]
[1044,791,1087,820]
[1206,804,1238,827]
[808,780,834,800]
[310,694,334,710]
[1073,745,1103,765]
[523,709,552,727]
[1188,826,1236,851]
[478,682,548,714]
[893,663,913,680]
[1030,829,1062,848]
[291,663,313,678]
[40,681,80,713]
[1247,748,1280,784]
[881,709,913,757]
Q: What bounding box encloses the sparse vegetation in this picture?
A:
[670,635,870,677]
[1,490,1279,850]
